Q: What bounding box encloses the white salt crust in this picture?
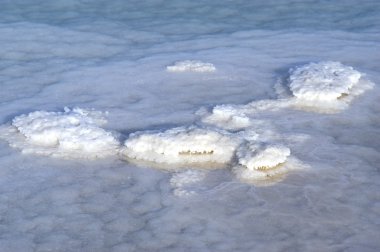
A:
[287,62,373,112]
[201,62,373,131]
[122,126,241,165]
[199,105,252,130]
[0,107,119,159]
[166,60,216,73]
[0,62,372,184]
[237,144,291,171]
[233,157,307,184]
[289,61,361,101]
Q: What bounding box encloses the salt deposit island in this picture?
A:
[0,61,373,187]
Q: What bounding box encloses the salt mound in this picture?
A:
[166,60,216,73]
[122,126,240,165]
[0,107,119,158]
[199,105,251,130]
[289,61,361,102]
[234,143,292,181]
[237,143,290,171]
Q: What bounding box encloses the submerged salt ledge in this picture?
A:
[166,60,216,73]
[170,170,207,197]
[0,107,119,159]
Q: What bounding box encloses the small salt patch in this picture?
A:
[166,60,216,73]
[237,143,291,171]
[200,105,251,130]
[233,143,293,182]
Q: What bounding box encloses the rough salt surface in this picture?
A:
[234,144,299,183]
[0,107,119,158]
[199,105,252,130]
[237,144,291,170]
[166,60,216,73]
[122,126,240,165]
[289,61,361,101]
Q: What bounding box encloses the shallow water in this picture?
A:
[1,1,380,251]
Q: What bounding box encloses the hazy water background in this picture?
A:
[1,1,380,251]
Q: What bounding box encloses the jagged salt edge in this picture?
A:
[121,126,242,166]
[0,108,120,159]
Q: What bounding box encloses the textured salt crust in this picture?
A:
[237,144,291,171]
[166,60,216,73]
[201,62,373,128]
[234,144,304,184]
[289,61,361,101]
[0,107,119,159]
[233,157,306,185]
[122,126,241,165]
[199,105,251,130]
[199,99,292,130]
[0,61,372,184]
[170,170,207,196]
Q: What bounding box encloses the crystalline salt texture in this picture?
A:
[200,104,251,130]
[289,61,361,101]
[233,143,293,181]
[237,143,291,171]
[0,107,119,158]
[122,126,240,165]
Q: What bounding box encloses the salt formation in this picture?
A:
[199,105,251,130]
[122,126,240,166]
[0,107,119,158]
[237,144,291,171]
[287,61,374,112]
[234,143,292,181]
[166,60,216,73]
[289,61,361,101]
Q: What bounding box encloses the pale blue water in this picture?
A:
[0,1,380,251]
[2,0,380,32]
